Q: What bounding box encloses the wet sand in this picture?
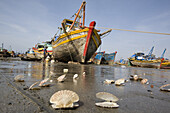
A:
[0,58,170,113]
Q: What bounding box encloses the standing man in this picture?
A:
[43,46,48,61]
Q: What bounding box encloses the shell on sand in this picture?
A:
[95,102,119,108]
[160,84,170,92]
[50,90,79,109]
[63,69,68,73]
[115,78,125,86]
[141,78,148,84]
[14,75,24,82]
[39,78,49,86]
[29,81,40,90]
[73,74,78,79]
[96,92,119,102]
[104,79,115,84]
[57,74,66,82]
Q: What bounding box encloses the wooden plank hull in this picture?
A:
[129,60,161,68]
[52,22,101,63]
[101,52,117,65]
[93,51,105,65]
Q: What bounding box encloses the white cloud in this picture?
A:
[0,21,27,33]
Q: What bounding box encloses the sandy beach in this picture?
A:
[0,58,170,113]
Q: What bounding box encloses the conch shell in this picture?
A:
[50,90,79,109]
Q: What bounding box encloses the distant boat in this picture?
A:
[101,51,117,65]
[32,41,52,58]
[0,48,11,57]
[93,51,105,65]
[128,47,169,69]
[51,1,111,63]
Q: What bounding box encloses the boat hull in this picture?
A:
[129,60,161,68]
[93,52,105,65]
[101,52,117,65]
[52,22,101,63]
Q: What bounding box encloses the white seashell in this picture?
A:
[133,75,138,81]
[121,65,126,69]
[82,72,86,76]
[104,79,115,84]
[39,78,49,87]
[96,92,119,102]
[14,75,25,82]
[50,90,79,109]
[95,102,119,108]
[73,74,78,79]
[141,78,148,84]
[51,59,55,63]
[57,74,66,82]
[160,84,170,92]
[29,81,40,90]
[63,69,68,73]
[115,78,125,86]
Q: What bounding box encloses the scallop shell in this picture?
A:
[115,78,125,86]
[104,79,115,84]
[14,75,24,82]
[96,92,119,102]
[57,74,66,82]
[95,102,119,108]
[50,90,79,109]
[141,78,148,84]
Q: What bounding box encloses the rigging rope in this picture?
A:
[96,27,170,36]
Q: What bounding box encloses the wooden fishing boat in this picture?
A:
[32,41,52,58]
[101,51,117,65]
[129,59,161,69]
[52,1,111,63]
[0,48,11,57]
[93,51,105,65]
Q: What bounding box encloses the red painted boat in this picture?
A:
[52,1,111,63]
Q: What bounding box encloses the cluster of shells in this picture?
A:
[49,90,119,109]
[129,74,149,84]
[104,78,127,86]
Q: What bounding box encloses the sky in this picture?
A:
[0,0,170,60]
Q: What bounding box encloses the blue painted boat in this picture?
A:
[102,51,117,65]
[93,51,105,65]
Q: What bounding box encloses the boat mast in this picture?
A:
[83,3,85,27]
[69,1,86,30]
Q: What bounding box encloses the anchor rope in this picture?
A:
[96,26,170,36]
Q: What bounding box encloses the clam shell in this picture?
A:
[141,78,148,84]
[57,74,66,82]
[63,69,68,73]
[104,79,115,84]
[160,84,170,92]
[115,78,125,86]
[95,102,119,108]
[39,78,49,86]
[73,74,78,79]
[14,75,24,82]
[50,90,79,109]
[96,92,119,102]
[29,81,40,90]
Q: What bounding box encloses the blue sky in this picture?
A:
[0,0,170,60]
